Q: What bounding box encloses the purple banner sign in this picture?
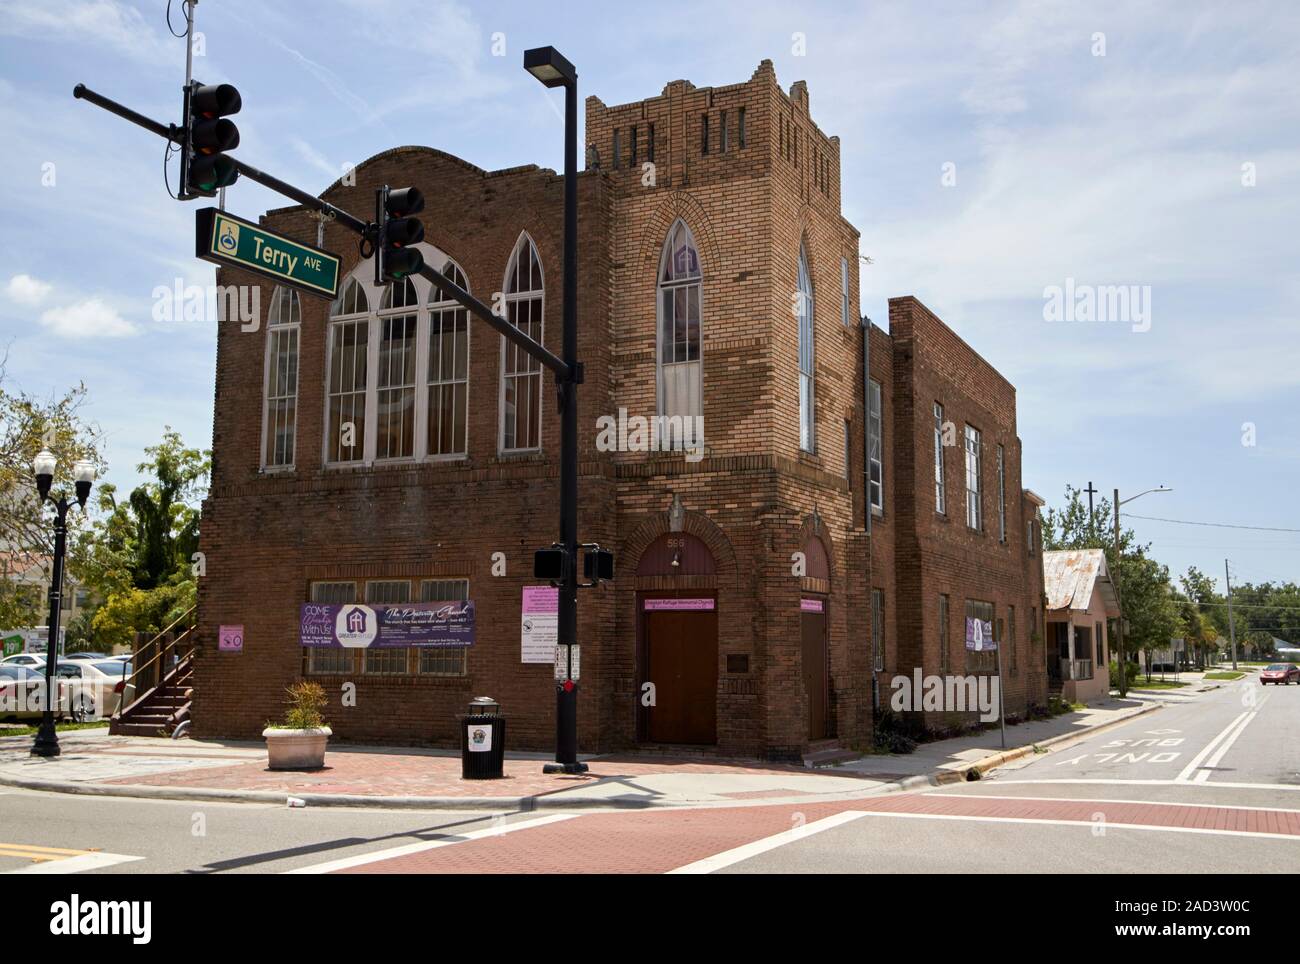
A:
[801,598,824,613]
[965,616,996,651]
[644,598,715,611]
[300,602,475,649]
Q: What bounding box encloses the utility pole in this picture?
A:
[1112,488,1126,697]
[1225,558,1238,671]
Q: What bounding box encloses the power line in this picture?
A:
[1124,513,1300,534]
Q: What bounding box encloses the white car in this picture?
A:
[1,653,46,669]
[55,659,134,721]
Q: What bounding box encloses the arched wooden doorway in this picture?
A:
[801,535,831,740]
[636,532,718,745]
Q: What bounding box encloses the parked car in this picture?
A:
[0,665,66,721]
[55,659,133,721]
[1259,663,1300,685]
[63,651,109,661]
[0,653,45,669]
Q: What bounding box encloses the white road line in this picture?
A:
[849,810,1300,842]
[283,812,581,874]
[990,778,1300,791]
[1174,710,1249,783]
[8,851,143,874]
[1193,708,1259,784]
[928,793,1300,815]
[667,810,868,874]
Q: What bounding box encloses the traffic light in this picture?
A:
[182,82,241,198]
[375,186,425,284]
[534,547,566,581]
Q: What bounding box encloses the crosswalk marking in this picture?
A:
[0,842,143,873]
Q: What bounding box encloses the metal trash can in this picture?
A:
[460,696,505,779]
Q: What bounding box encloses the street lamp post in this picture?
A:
[30,451,95,758]
[1111,485,1171,699]
[524,46,588,775]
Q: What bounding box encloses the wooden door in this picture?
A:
[801,609,828,739]
[646,609,718,744]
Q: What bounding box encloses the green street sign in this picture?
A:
[196,207,340,298]
[2,633,23,658]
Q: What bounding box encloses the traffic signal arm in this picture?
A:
[72,82,569,379]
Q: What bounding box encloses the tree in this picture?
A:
[71,429,209,650]
[0,365,103,631]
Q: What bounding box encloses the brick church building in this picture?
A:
[192,60,1049,760]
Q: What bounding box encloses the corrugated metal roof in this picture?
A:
[1043,548,1117,613]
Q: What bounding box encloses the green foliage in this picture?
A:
[871,708,920,754]
[0,370,103,631]
[1110,660,1140,689]
[277,681,328,730]
[70,428,209,649]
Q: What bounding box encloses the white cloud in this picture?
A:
[0,0,173,64]
[6,273,52,306]
[39,297,139,338]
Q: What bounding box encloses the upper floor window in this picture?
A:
[867,379,883,511]
[840,257,850,326]
[933,402,946,515]
[700,113,709,155]
[428,264,470,458]
[500,234,544,453]
[327,277,370,464]
[797,243,815,452]
[996,443,1006,542]
[657,220,702,440]
[965,424,982,530]
[738,107,746,147]
[263,286,301,469]
[325,260,471,466]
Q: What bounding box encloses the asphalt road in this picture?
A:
[2,676,1296,874]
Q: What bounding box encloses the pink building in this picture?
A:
[1043,549,1119,704]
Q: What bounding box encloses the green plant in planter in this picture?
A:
[274,680,328,730]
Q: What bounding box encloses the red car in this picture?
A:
[1260,663,1300,685]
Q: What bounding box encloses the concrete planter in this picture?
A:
[262,726,331,770]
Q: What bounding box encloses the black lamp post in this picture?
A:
[30,450,95,758]
[524,46,587,775]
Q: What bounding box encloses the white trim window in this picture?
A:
[326,277,370,464]
[376,279,419,461]
[867,378,883,511]
[500,234,544,453]
[428,265,470,458]
[965,424,982,531]
[996,442,1006,542]
[933,402,946,515]
[324,256,473,466]
[797,243,815,452]
[657,219,703,442]
[262,286,301,469]
[840,256,850,326]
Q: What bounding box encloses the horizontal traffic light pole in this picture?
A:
[73,82,572,381]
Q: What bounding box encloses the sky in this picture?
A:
[0,0,1296,593]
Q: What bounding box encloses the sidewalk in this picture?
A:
[0,699,1159,810]
[833,697,1160,783]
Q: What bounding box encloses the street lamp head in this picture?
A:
[523,46,576,88]
[72,460,96,507]
[33,449,56,501]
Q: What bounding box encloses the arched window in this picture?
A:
[500,234,544,452]
[262,286,301,468]
[428,262,469,457]
[657,220,702,444]
[375,278,418,460]
[326,277,370,463]
[797,242,815,452]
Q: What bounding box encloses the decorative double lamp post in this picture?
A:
[30,450,95,758]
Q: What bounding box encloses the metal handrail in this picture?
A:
[117,607,196,698]
[113,640,197,723]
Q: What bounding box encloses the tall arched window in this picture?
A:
[428,263,469,457]
[262,286,301,469]
[500,233,544,452]
[797,242,815,452]
[657,219,702,440]
[326,277,370,463]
